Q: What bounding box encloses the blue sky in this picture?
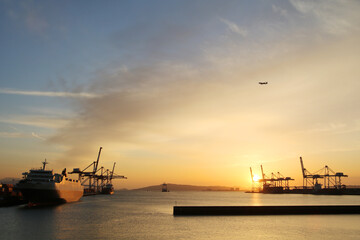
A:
[1,0,360,188]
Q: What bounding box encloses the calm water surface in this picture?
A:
[1,191,360,240]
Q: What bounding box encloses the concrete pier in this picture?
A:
[173,205,360,216]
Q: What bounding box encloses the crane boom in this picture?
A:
[300,156,306,178]
[94,147,102,173]
[261,165,265,180]
[250,167,254,183]
[111,162,116,180]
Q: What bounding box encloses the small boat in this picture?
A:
[162,183,169,192]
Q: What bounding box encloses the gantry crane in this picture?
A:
[300,157,348,190]
[69,147,127,195]
[257,165,294,192]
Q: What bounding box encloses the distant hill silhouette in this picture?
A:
[0,178,21,184]
[133,183,241,191]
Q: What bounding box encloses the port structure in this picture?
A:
[300,157,348,190]
[248,157,359,195]
[259,165,294,193]
[249,167,261,192]
[249,167,254,192]
[249,166,294,193]
[69,147,127,195]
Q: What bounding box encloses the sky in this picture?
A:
[1,0,360,189]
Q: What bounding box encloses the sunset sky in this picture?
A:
[1,0,360,189]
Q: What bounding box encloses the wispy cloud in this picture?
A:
[219,18,247,37]
[49,32,360,165]
[25,9,49,35]
[0,115,69,129]
[0,132,24,138]
[290,0,360,35]
[303,122,348,134]
[272,4,288,17]
[6,1,49,36]
[31,132,46,140]
[0,130,46,140]
[0,88,99,98]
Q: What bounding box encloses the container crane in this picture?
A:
[300,157,347,190]
[300,156,322,189]
[69,147,127,195]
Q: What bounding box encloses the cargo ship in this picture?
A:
[101,183,114,194]
[16,160,83,205]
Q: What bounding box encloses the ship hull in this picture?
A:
[101,184,114,195]
[17,182,83,204]
[101,188,114,195]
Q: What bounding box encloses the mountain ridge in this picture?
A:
[132,183,242,191]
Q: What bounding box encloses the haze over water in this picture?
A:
[1,191,359,240]
[1,0,360,189]
[1,1,360,238]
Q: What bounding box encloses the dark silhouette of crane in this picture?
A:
[69,147,127,195]
[300,156,348,190]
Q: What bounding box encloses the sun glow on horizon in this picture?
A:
[252,174,260,182]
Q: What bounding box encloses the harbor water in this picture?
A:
[1,191,360,240]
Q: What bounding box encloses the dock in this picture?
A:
[248,157,360,195]
[0,184,26,207]
[173,205,360,216]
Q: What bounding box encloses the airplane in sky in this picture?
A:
[259,82,268,85]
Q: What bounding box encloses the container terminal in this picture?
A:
[248,157,360,195]
[68,147,127,196]
[174,156,360,216]
[1,147,127,207]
